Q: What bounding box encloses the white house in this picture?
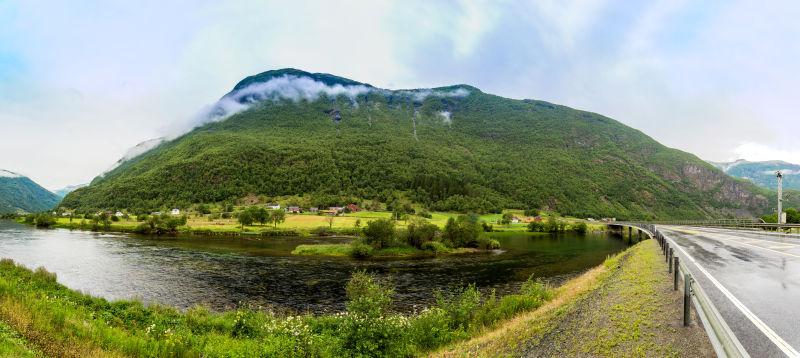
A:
[511,217,520,224]
[171,208,181,216]
[115,211,124,217]
[266,203,281,210]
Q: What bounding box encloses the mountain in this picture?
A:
[0,170,60,214]
[61,68,792,220]
[710,159,800,191]
[53,184,88,198]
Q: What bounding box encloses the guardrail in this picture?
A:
[625,223,749,358]
[651,219,800,232]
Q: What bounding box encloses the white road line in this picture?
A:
[665,230,800,357]
[696,233,800,259]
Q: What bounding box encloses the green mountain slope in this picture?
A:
[61,69,788,220]
[710,159,800,191]
[0,170,60,214]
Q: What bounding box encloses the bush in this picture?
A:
[519,276,553,300]
[405,218,439,248]
[349,241,374,259]
[418,210,432,219]
[33,213,56,228]
[478,238,500,250]
[573,222,588,234]
[421,241,447,254]
[443,215,482,248]
[362,219,396,249]
[527,221,545,232]
[346,271,394,317]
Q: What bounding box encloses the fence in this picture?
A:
[626,223,749,358]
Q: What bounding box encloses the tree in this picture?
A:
[405,218,439,248]
[269,209,286,228]
[237,210,253,229]
[327,213,335,228]
[248,207,269,226]
[443,215,482,248]
[500,212,514,225]
[528,221,545,232]
[363,218,396,249]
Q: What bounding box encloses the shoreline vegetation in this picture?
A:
[11,208,606,259]
[0,240,663,357]
[434,239,713,357]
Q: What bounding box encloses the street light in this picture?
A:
[777,171,784,224]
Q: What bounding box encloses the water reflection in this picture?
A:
[0,220,627,313]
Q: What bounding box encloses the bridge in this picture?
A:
[610,221,800,357]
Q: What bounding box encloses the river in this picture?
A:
[0,220,629,313]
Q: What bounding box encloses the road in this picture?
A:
[660,225,800,357]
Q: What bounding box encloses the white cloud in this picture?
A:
[733,142,800,164]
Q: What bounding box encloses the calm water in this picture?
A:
[0,220,629,313]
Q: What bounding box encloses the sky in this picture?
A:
[1,0,799,190]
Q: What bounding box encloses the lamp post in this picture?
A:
[777,171,784,224]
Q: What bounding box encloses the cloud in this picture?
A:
[733,142,800,163]
[0,169,22,178]
[438,111,452,124]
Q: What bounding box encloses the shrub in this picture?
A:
[418,210,432,219]
[478,238,500,250]
[421,241,448,254]
[519,276,553,300]
[443,215,482,248]
[527,221,545,232]
[346,271,394,317]
[362,219,396,249]
[434,284,482,332]
[573,222,588,234]
[349,241,374,259]
[405,218,439,248]
[34,213,56,228]
[481,222,493,232]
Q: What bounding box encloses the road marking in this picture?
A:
[665,230,800,357]
[703,234,800,259]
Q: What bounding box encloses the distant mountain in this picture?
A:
[710,160,800,191]
[53,184,88,198]
[0,170,60,214]
[61,68,792,219]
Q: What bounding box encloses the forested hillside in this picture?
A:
[0,170,60,214]
[61,69,788,219]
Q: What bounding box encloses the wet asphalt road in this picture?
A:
[660,226,800,357]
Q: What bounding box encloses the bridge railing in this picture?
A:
[650,219,800,232]
[625,223,749,358]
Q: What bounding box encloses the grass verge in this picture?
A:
[434,239,714,357]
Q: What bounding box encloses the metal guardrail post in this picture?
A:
[684,274,692,326]
[673,257,679,291]
[668,248,673,273]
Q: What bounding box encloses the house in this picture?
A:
[266,203,281,210]
[171,208,181,216]
[309,207,319,213]
[287,206,301,214]
[346,204,361,213]
[61,212,72,217]
[329,206,344,213]
[533,216,543,222]
[151,211,162,216]
[115,211,124,217]
[511,216,520,224]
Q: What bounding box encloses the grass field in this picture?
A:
[50,209,566,236]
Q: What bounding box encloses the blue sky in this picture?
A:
[1,0,799,189]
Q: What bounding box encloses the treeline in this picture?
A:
[762,208,800,224]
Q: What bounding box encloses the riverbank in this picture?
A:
[434,239,714,357]
[0,320,37,357]
[0,257,556,357]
